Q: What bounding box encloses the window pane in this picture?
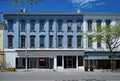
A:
[96,20,101,31]
[8,20,13,32]
[77,20,82,32]
[78,56,83,66]
[67,20,72,31]
[58,20,63,31]
[57,56,62,66]
[68,36,72,48]
[49,35,53,48]
[21,20,26,31]
[30,36,35,48]
[88,36,92,48]
[49,20,53,32]
[87,20,92,31]
[21,36,25,48]
[30,20,35,31]
[8,35,13,48]
[58,36,63,48]
[40,36,45,48]
[77,36,82,48]
[39,20,45,31]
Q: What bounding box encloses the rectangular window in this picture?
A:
[16,58,25,69]
[58,36,63,48]
[30,20,35,31]
[49,20,53,32]
[78,56,83,66]
[77,36,82,48]
[77,20,82,32]
[96,20,101,31]
[8,35,13,48]
[88,36,92,48]
[67,20,72,32]
[8,20,14,32]
[57,20,63,32]
[68,36,72,48]
[21,36,25,48]
[49,35,53,48]
[30,36,35,48]
[20,20,26,32]
[87,20,92,31]
[106,20,111,26]
[40,36,45,48]
[57,56,62,66]
[39,20,45,32]
[97,37,101,48]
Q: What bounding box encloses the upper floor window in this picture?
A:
[49,20,53,32]
[106,20,111,26]
[21,35,26,48]
[20,20,26,32]
[67,36,72,48]
[77,20,82,32]
[88,36,92,48]
[77,35,82,48]
[39,20,45,32]
[8,35,13,48]
[40,35,45,48]
[8,20,14,32]
[57,20,63,32]
[30,20,35,32]
[67,20,72,32]
[49,35,53,48]
[97,37,101,48]
[58,35,63,48]
[87,20,92,31]
[96,20,102,31]
[30,35,35,48]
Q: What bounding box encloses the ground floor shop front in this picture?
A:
[16,56,84,69]
[84,51,120,70]
[5,49,84,70]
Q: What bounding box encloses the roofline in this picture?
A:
[2,12,120,16]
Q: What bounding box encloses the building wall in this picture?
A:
[0,22,4,67]
[3,13,120,70]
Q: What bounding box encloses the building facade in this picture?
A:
[3,12,120,70]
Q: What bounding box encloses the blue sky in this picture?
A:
[0,0,120,12]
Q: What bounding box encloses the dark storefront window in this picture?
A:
[57,56,62,66]
[78,56,83,66]
[16,58,25,69]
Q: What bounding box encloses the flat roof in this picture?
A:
[3,12,120,16]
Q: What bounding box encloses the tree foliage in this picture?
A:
[86,22,120,71]
[0,0,41,6]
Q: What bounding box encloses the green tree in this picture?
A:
[0,0,41,6]
[86,22,120,71]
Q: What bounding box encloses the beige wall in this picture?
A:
[0,22,4,67]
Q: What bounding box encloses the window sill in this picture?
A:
[30,30,36,32]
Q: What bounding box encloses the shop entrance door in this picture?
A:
[64,56,76,68]
[29,58,37,68]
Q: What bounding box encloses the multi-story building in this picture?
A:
[2,12,120,70]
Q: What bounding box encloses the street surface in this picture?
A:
[0,69,120,81]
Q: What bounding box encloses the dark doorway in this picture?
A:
[116,60,120,69]
[29,58,37,68]
[64,56,76,68]
[98,60,111,69]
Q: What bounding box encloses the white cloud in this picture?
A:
[70,0,104,8]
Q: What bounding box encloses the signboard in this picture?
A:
[88,56,109,60]
[40,58,45,62]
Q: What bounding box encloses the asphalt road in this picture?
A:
[0,70,120,81]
